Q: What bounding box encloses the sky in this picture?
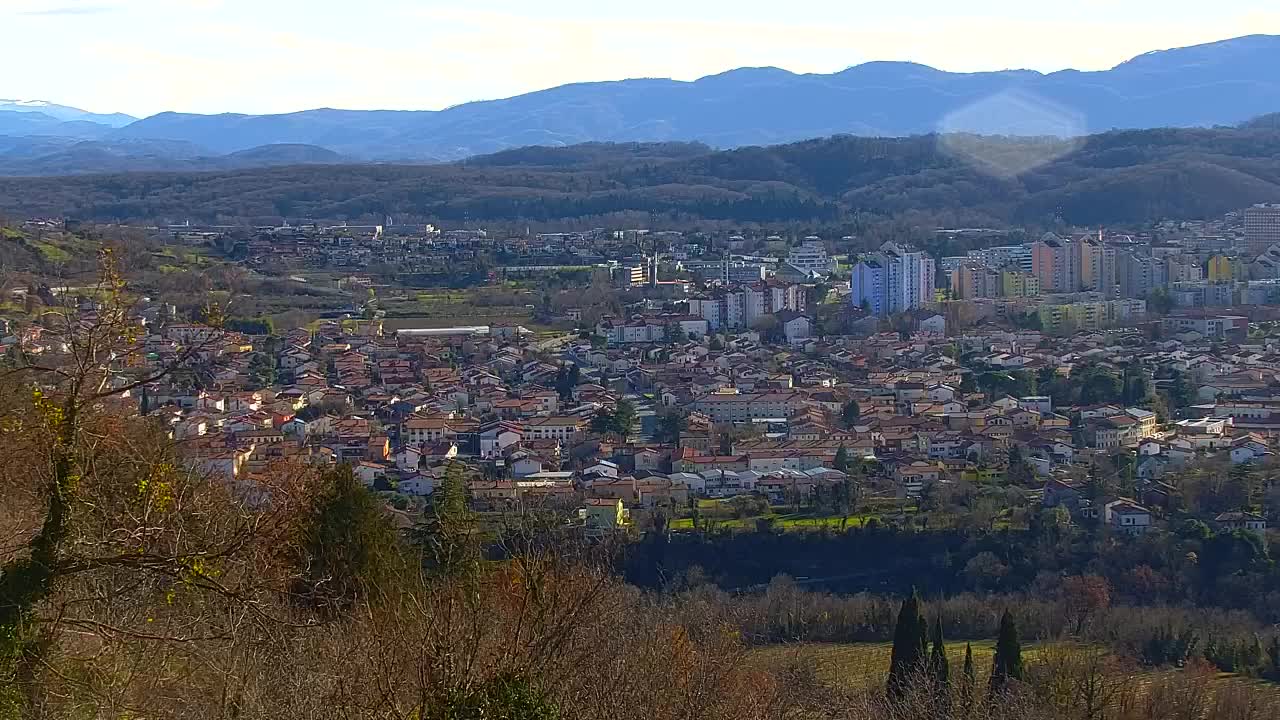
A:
[5,0,1280,119]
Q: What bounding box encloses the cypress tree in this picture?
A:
[931,618,950,689]
[989,610,1024,695]
[963,642,975,684]
[834,444,851,473]
[888,588,928,701]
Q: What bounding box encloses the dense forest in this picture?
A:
[1,126,1280,229]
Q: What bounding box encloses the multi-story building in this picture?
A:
[968,245,1033,274]
[1118,251,1167,300]
[786,239,836,277]
[1166,256,1204,284]
[850,243,935,316]
[950,263,1000,300]
[1030,239,1055,292]
[689,391,808,422]
[1097,245,1118,298]
[850,259,886,315]
[618,263,647,287]
[1160,313,1248,341]
[1049,235,1083,293]
[1078,240,1099,292]
[1169,281,1233,307]
[884,243,936,313]
[1244,204,1280,256]
[1238,280,1280,305]
[1000,271,1041,298]
[1206,255,1240,284]
[1036,298,1146,333]
[690,282,806,330]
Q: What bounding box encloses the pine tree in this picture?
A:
[963,642,975,683]
[989,610,1024,695]
[139,385,149,416]
[931,618,950,689]
[888,588,928,701]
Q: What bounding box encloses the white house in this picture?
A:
[1104,500,1153,535]
[478,422,523,459]
[398,474,436,496]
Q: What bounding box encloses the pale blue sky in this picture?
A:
[5,0,1279,118]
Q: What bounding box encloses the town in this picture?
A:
[8,202,1280,544]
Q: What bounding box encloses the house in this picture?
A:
[478,421,523,459]
[582,460,621,483]
[1214,511,1267,534]
[1042,478,1084,509]
[918,314,946,334]
[775,311,813,345]
[353,461,391,487]
[399,474,436,496]
[510,453,545,478]
[395,445,423,471]
[581,498,629,531]
[892,460,944,498]
[1103,500,1153,535]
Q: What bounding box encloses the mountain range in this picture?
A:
[3,34,1280,175]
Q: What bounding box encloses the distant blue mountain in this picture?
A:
[7,34,1280,172]
[0,100,135,128]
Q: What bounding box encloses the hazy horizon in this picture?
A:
[5,0,1280,119]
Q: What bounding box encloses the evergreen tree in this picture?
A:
[296,464,403,613]
[963,642,975,683]
[656,410,687,446]
[138,385,149,416]
[434,461,469,520]
[613,399,637,439]
[989,610,1025,695]
[930,618,950,689]
[417,461,477,576]
[888,588,928,701]
[841,399,861,428]
[834,444,851,473]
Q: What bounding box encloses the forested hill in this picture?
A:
[2,125,1280,229]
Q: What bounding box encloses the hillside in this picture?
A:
[2,124,1279,228]
[0,137,346,176]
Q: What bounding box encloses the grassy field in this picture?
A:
[752,641,999,688]
[749,642,1280,701]
[669,499,913,533]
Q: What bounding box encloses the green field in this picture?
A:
[670,499,912,533]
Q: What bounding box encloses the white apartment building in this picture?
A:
[691,282,806,330]
[786,239,836,277]
[689,391,809,422]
